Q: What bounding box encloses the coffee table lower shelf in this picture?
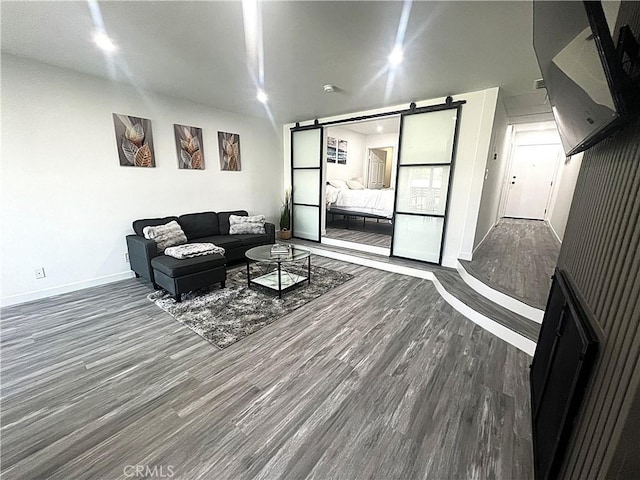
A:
[250,271,308,294]
[245,245,312,299]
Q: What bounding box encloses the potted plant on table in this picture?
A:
[279,188,292,240]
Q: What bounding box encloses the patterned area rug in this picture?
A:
[148,263,353,349]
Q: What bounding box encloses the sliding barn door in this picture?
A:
[291,127,323,241]
[391,106,461,264]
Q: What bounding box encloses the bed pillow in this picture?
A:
[143,220,187,252]
[346,180,365,190]
[328,179,348,189]
[229,214,266,234]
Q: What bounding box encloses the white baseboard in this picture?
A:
[431,274,536,356]
[302,244,434,280]
[1,271,136,308]
[472,222,497,256]
[456,260,544,323]
[546,219,563,244]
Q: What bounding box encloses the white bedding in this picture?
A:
[326,184,395,218]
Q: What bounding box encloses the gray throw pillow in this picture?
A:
[228,214,266,235]
[143,220,187,252]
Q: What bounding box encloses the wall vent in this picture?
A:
[534,78,546,90]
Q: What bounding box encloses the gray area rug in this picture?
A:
[149,263,353,349]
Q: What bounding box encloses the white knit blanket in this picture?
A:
[164,243,225,259]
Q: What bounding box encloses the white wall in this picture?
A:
[284,87,500,267]
[325,126,366,182]
[548,152,583,241]
[1,54,283,306]
[454,88,500,263]
[473,91,510,250]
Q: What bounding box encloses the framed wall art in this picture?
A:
[327,136,337,163]
[218,131,241,171]
[337,139,348,165]
[174,124,204,169]
[112,113,155,167]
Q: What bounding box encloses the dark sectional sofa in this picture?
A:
[126,210,275,287]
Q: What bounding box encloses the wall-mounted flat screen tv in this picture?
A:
[533,1,636,156]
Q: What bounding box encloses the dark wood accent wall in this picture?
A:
[556,112,640,477]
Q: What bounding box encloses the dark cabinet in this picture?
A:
[530,269,599,480]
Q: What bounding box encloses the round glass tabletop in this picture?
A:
[245,244,311,263]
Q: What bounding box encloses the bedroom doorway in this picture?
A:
[322,116,400,254]
[291,98,464,266]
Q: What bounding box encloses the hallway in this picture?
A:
[460,218,561,309]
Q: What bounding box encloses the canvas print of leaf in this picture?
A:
[174,124,204,170]
[218,131,241,171]
[113,114,155,167]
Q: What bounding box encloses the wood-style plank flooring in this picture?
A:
[291,240,539,342]
[434,271,540,342]
[461,218,560,309]
[0,257,533,479]
[324,218,392,248]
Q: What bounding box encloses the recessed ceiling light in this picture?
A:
[93,32,117,53]
[323,84,336,93]
[256,89,268,104]
[388,46,403,67]
[376,125,383,133]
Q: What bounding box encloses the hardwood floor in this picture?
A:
[1,257,533,479]
[461,218,561,309]
[434,271,540,342]
[324,217,392,248]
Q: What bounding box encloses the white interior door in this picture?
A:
[367,149,386,189]
[504,144,560,220]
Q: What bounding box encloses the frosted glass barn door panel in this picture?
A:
[293,170,320,206]
[392,215,444,263]
[293,129,322,168]
[293,205,320,241]
[400,109,457,165]
[291,127,322,241]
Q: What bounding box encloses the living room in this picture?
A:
[2,1,640,479]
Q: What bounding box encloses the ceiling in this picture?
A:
[1,1,547,123]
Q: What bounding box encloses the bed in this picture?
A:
[325,184,395,227]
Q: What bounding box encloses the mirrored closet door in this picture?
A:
[391,106,461,264]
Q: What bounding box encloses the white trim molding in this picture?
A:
[321,237,390,257]
[431,275,536,356]
[456,260,544,323]
[303,244,535,355]
[1,271,136,308]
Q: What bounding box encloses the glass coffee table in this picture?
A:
[245,245,311,298]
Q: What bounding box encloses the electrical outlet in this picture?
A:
[125,252,130,263]
[34,267,46,279]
